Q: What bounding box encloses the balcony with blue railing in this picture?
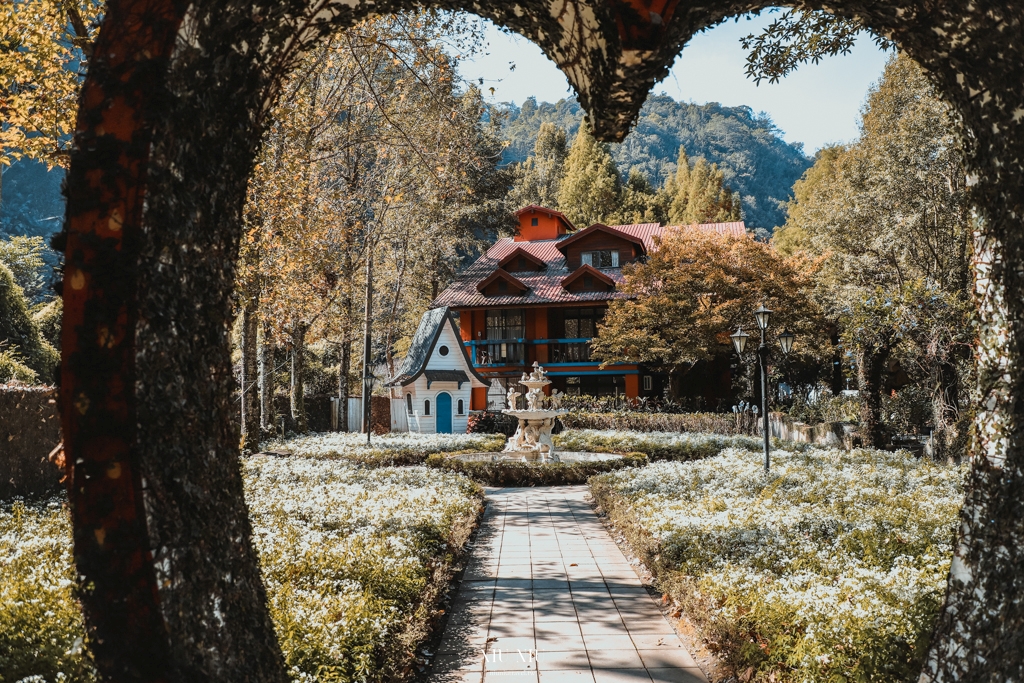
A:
[463,338,597,367]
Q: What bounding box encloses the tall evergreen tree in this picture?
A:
[508,122,568,209]
[611,170,668,224]
[556,121,621,227]
[665,148,742,224]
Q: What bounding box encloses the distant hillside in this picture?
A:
[1,160,65,241]
[500,95,811,231]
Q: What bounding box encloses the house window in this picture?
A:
[457,399,465,415]
[518,257,527,270]
[563,308,604,339]
[485,309,525,364]
[643,375,653,391]
[581,250,619,268]
[438,345,449,356]
[406,394,413,414]
[583,275,593,289]
[531,217,539,226]
[497,279,507,292]
[424,399,431,416]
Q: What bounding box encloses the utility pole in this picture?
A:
[361,247,373,444]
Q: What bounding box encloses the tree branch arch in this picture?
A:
[57,0,1024,681]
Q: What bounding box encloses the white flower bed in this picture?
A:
[264,431,504,461]
[592,447,964,682]
[2,460,481,683]
[244,457,481,682]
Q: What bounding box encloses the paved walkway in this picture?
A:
[431,487,707,683]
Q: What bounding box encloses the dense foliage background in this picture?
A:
[500,95,812,231]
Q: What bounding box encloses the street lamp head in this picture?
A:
[730,327,749,355]
[778,329,795,354]
[753,304,773,331]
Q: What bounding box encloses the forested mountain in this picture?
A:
[1,161,64,241]
[500,95,811,231]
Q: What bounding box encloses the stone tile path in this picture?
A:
[430,487,707,683]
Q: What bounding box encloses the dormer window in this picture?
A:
[581,250,619,268]
[498,279,507,292]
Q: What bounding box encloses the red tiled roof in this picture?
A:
[432,220,746,309]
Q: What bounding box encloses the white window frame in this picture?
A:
[581,250,619,268]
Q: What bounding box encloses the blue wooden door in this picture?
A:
[436,393,452,433]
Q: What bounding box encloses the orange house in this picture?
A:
[431,205,747,410]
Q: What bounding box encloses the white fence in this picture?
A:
[390,398,409,432]
[330,397,365,432]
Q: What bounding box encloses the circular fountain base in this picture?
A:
[449,451,624,464]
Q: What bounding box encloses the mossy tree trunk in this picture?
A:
[855,344,891,448]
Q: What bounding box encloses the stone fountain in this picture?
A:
[502,362,568,462]
[448,361,620,465]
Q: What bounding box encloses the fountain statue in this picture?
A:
[502,362,568,462]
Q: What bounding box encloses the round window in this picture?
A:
[438,345,449,356]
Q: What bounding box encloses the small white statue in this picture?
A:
[549,389,563,410]
[526,387,544,411]
[529,361,547,382]
[506,386,520,411]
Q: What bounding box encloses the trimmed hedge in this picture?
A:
[560,411,750,435]
[425,452,648,486]
[554,429,768,462]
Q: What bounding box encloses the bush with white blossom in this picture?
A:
[591,447,964,683]
[263,431,505,464]
[0,499,95,682]
[1,461,482,683]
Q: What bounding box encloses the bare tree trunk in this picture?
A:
[930,359,961,460]
[290,325,308,433]
[361,249,373,438]
[340,310,351,433]
[259,320,274,433]
[856,345,890,448]
[830,328,844,395]
[239,301,259,450]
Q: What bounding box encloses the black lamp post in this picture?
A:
[730,306,795,474]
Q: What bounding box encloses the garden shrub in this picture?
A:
[554,429,768,462]
[591,448,963,683]
[0,499,96,682]
[425,452,647,486]
[561,411,744,435]
[0,348,39,384]
[262,431,506,465]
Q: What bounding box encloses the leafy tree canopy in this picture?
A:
[591,227,824,383]
[740,9,894,85]
[774,52,971,449]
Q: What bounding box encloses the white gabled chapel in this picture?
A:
[387,307,489,434]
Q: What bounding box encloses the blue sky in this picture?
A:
[459,12,893,153]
